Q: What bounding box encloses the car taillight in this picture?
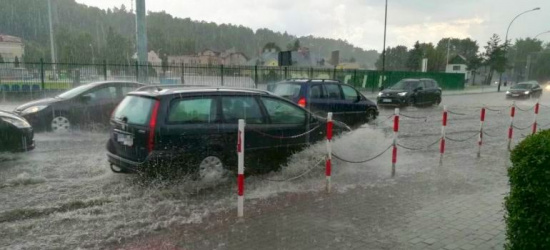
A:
[298,97,306,108]
[110,104,119,119]
[147,100,160,153]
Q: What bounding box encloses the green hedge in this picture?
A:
[505,129,550,249]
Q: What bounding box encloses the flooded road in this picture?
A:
[1,91,549,249]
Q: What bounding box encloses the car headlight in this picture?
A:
[546,85,550,90]
[21,105,47,115]
[506,91,510,94]
[1,117,31,128]
[524,91,530,95]
[377,92,383,97]
[398,92,408,97]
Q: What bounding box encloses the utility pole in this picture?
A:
[380,0,388,91]
[135,0,148,82]
[47,0,57,79]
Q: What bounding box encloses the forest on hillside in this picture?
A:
[0,0,380,68]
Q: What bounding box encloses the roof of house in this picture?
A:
[0,34,22,43]
[448,55,467,65]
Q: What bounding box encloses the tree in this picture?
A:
[262,42,281,53]
[286,39,301,51]
[436,38,479,64]
[407,41,423,71]
[466,54,483,84]
[14,56,20,68]
[508,38,543,81]
[482,34,507,86]
[375,45,409,71]
[349,57,356,63]
[103,26,131,64]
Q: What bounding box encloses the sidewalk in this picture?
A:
[118,149,509,250]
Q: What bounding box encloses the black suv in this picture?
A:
[106,86,335,176]
[377,78,442,106]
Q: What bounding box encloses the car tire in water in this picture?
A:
[197,154,227,181]
[407,97,416,107]
[50,115,71,133]
[434,96,442,106]
[366,109,377,122]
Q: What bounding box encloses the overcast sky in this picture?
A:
[76,0,550,52]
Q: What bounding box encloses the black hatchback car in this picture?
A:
[0,110,34,152]
[106,87,337,176]
[377,78,442,107]
[14,81,144,132]
[269,79,378,126]
[506,81,542,99]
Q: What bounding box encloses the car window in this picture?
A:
[221,96,264,124]
[309,85,323,99]
[273,83,301,98]
[261,97,306,124]
[113,96,155,125]
[168,97,217,123]
[341,85,359,101]
[86,86,117,101]
[324,84,342,100]
[424,81,435,89]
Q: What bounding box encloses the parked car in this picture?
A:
[269,79,378,126]
[14,81,144,132]
[506,81,542,99]
[377,78,442,107]
[106,86,341,176]
[0,110,34,152]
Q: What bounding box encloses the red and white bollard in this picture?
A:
[532,102,540,135]
[237,119,245,217]
[326,112,333,193]
[392,108,399,177]
[440,106,447,164]
[508,102,516,151]
[477,106,486,158]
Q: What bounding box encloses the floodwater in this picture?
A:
[1,91,549,249]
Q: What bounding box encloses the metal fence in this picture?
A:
[0,60,466,98]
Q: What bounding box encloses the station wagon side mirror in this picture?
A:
[414,86,423,92]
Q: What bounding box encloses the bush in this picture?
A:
[505,129,550,249]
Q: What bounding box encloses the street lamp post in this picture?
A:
[380,0,388,92]
[498,7,540,91]
[535,30,550,39]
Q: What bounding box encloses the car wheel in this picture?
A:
[51,116,71,132]
[407,97,416,107]
[366,109,377,122]
[197,155,227,181]
[434,96,442,106]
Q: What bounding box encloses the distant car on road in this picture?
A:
[377,78,442,107]
[506,81,542,99]
[106,86,342,176]
[14,81,144,132]
[0,110,34,152]
[269,79,378,126]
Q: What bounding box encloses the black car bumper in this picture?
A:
[506,93,530,99]
[377,96,408,106]
[0,127,35,152]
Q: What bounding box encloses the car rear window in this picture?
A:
[113,95,155,125]
[273,83,302,98]
[168,97,217,123]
